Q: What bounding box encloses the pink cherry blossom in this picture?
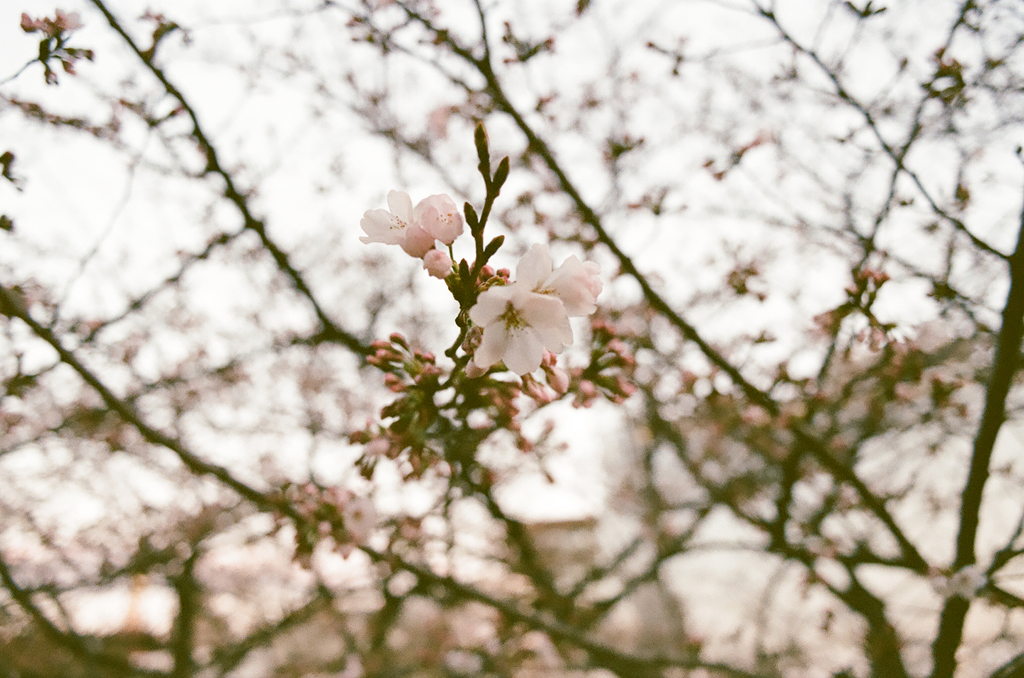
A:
[360,190,461,258]
[414,194,464,244]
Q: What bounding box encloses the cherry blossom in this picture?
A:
[415,194,463,244]
[359,190,432,257]
[469,244,601,375]
[470,284,572,375]
[360,190,463,259]
[515,244,603,316]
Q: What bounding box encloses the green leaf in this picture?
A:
[464,202,479,231]
[483,235,504,259]
[459,258,474,298]
[492,157,509,191]
[474,122,490,178]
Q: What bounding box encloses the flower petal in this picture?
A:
[503,327,544,374]
[545,256,602,316]
[469,286,514,326]
[415,194,464,244]
[518,292,566,328]
[386,190,413,222]
[531,314,573,352]
[360,208,404,245]
[400,224,435,257]
[516,244,553,289]
[475,321,511,369]
[517,292,572,352]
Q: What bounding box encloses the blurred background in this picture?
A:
[1,1,1024,676]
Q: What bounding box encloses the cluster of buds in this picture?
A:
[20,9,82,35]
[20,10,93,85]
[367,333,443,391]
[570,318,637,408]
[813,266,894,342]
[846,267,890,308]
[276,483,377,563]
[519,352,570,404]
[351,426,437,481]
[354,333,449,480]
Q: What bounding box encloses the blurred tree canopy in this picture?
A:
[2,1,1024,677]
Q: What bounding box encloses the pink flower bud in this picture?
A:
[366,438,391,457]
[423,249,453,279]
[546,366,570,394]
[20,13,40,32]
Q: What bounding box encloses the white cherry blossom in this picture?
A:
[470,284,572,375]
[515,244,603,316]
[469,244,601,375]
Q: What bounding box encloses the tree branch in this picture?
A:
[930,165,1024,678]
[87,0,370,358]
[391,2,929,575]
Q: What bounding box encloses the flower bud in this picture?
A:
[423,249,453,279]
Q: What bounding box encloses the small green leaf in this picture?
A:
[492,157,510,191]
[464,202,479,231]
[474,122,490,178]
[483,235,504,259]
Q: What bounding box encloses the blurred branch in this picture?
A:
[79,229,244,344]
[391,1,929,576]
[361,545,764,678]
[169,549,199,678]
[931,159,1024,678]
[752,0,1006,261]
[211,585,336,674]
[990,651,1024,678]
[87,0,370,358]
[0,552,167,678]
[0,283,282,512]
[641,385,913,678]
[0,283,760,678]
